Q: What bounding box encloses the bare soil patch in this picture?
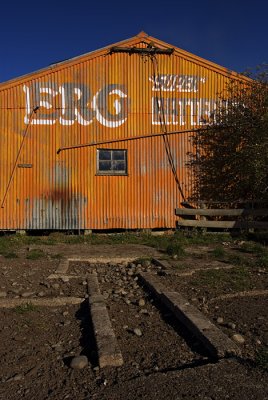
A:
[0,237,267,400]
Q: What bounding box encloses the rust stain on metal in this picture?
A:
[0,32,249,230]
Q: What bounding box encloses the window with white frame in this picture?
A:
[97,149,127,175]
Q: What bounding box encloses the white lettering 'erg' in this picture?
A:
[23,83,128,127]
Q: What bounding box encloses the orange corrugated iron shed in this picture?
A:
[0,32,248,231]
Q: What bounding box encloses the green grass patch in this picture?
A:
[166,242,185,257]
[255,347,268,370]
[240,242,267,255]
[4,252,18,259]
[26,249,46,260]
[14,302,38,314]
[50,253,64,259]
[211,246,226,259]
[191,266,252,292]
[256,254,268,269]
[135,256,152,266]
[227,253,247,266]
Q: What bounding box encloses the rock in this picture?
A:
[53,344,63,352]
[142,260,151,267]
[7,374,24,382]
[52,283,60,290]
[216,317,224,324]
[11,289,21,295]
[227,322,236,330]
[190,297,198,303]
[37,291,45,297]
[21,292,35,298]
[62,311,69,317]
[256,339,262,345]
[138,298,145,307]
[61,277,69,283]
[232,334,245,344]
[133,328,142,337]
[0,291,7,298]
[70,355,88,370]
[140,308,149,315]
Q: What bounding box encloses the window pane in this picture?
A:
[99,161,112,171]
[113,161,126,171]
[113,150,125,161]
[97,149,127,174]
[99,150,112,160]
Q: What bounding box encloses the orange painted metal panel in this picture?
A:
[0,33,248,230]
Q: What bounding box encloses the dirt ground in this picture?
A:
[0,237,267,400]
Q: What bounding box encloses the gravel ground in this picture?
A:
[0,243,267,400]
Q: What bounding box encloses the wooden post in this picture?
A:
[200,201,207,233]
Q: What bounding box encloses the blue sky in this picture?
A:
[1,0,267,83]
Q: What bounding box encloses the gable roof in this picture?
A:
[0,31,249,90]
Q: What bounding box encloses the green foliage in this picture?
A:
[227,253,247,266]
[26,249,46,260]
[256,254,268,269]
[135,256,152,265]
[189,65,268,204]
[50,253,64,259]
[4,252,18,258]
[166,242,185,257]
[14,303,38,313]
[211,246,226,259]
[239,241,266,254]
[191,266,252,292]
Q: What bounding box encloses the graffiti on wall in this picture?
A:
[23,74,216,128]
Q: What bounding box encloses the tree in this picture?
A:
[189,65,268,206]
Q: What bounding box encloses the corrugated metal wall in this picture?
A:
[0,33,246,230]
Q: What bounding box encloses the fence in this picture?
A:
[175,204,268,230]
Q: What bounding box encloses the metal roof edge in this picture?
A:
[0,32,147,89]
[0,31,250,90]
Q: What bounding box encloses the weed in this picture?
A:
[4,252,18,258]
[211,246,226,259]
[172,263,190,271]
[240,242,267,255]
[14,303,38,313]
[255,347,268,370]
[50,253,64,259]
[256,254,268,269]
[166,243,185,257]
[26,249,46,260]
[227,253,246,266]
[135,256,152,265]
[191,266,252,292]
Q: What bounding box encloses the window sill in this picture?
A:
[95,173,129,176]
